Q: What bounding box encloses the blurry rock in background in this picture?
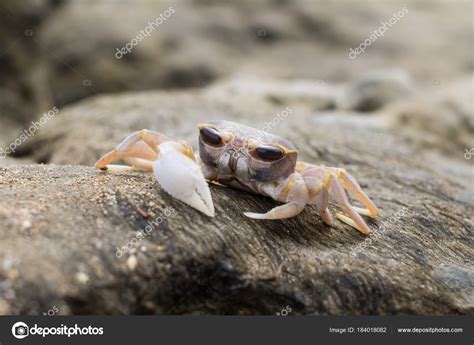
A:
[0,0,62,123]
[388,75,474,154]
[338,69,415,112]
[1,0,472,126]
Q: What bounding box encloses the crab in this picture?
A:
[95,121,379,234]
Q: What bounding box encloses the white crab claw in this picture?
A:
[153,142,215,217]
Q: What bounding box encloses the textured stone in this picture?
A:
[1,80,472,315]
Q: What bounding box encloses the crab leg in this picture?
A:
[122,157,154,171]
[244,202,304,220]
[337,169,379,217]
[298,163,377,234]
[95,130,168,171]
[300,172,334,226]
[314,188,334,226]
[330,178,370,234]
[244,173,309,219]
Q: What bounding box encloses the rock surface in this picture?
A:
[338,69,414,112]
[0,79,472,315]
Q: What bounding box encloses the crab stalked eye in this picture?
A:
[200,127,222,146]
[255,145,284,161]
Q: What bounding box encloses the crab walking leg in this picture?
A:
[337,169,379,218]
[298,162,378,233]
[314,188,334,226]
[95,146,156,172]
[330,178,370,234]
[122,157,154,171]
[244,173,309,219]
[300,173,334,226]
[95,130,169,170]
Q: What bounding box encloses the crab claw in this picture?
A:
[153,141,215,217]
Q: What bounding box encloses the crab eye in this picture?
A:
[200,127,222,146]
[255,145,284,161]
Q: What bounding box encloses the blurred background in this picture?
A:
[1,0,472,122]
